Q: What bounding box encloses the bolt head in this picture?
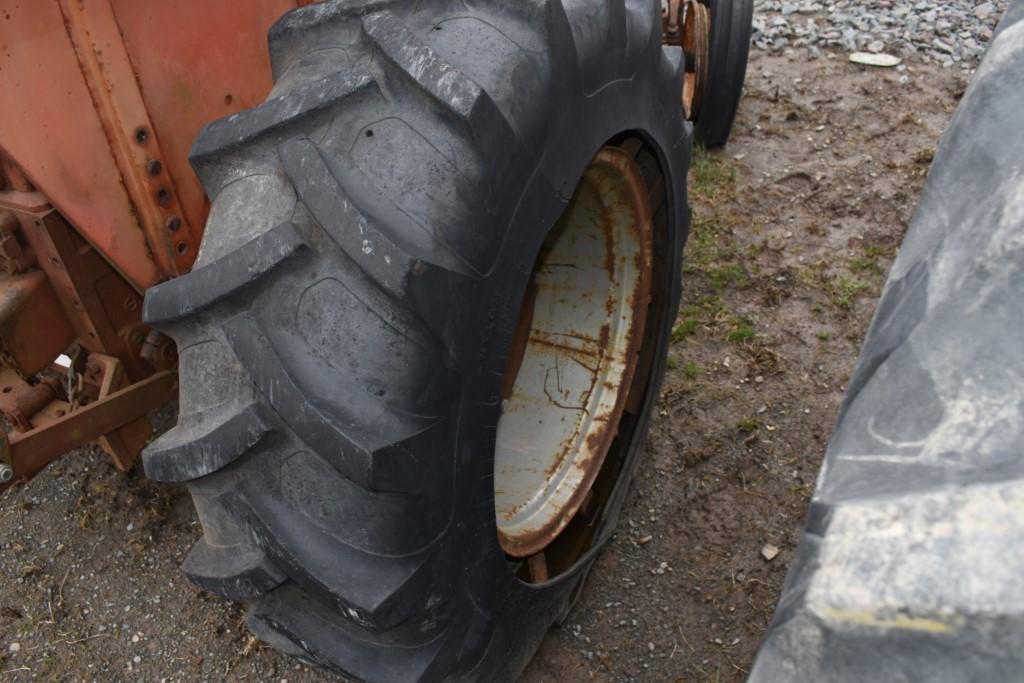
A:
[0,464,13,483]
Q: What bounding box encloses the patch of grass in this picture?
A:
[849,255,884,277]
[817,331,830,341]
[830,276,868,310]
[690,145,737,203]
[864,243,895,259]
[672,318,700,340]
[684,213,739,271]
[666,354,679,370]
[811,302,825,315]
[683,361,701,380]
[680,303,705,318]
[706,263,749,292]
[727,319,756,344]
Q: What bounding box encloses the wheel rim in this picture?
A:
[494,146,654,559]
[681,0,710,120]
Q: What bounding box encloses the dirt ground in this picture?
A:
[0,50,967,682]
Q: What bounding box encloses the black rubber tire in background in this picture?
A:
[141,1,691,681]
[694,0,753,147]
[750,5,1024,681]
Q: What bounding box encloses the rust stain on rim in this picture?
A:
[494,146,654,559]
[665,0,711,120]
[681,0,710,120]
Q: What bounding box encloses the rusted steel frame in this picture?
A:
[0,269,76,377]
[0,3,164,289]
[14,207,148,382]
[58,0,194,277]
[1,370,176,489]
[0,369,63,433]
[0,190,48,215]
[0,155,32,193]
[88,354,155,471]
[0,209,35,275]
[0,352,152,473]
[0,370,176,489]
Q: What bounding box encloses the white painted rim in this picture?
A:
[494,147,653,559]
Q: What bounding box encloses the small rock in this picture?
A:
[761,544,780,562]
[975,2,996,20]
[849,52,902,67]
[637,535,654,546]
[8,642,20,653]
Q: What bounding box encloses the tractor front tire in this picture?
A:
[694,0,753,147]
[143,1,690,680]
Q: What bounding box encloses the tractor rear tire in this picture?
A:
[142,2,690,680]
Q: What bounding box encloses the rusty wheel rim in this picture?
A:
[681,0,710,120]
[494,146,654,559]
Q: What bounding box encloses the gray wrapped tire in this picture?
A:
[750,3,1024,681]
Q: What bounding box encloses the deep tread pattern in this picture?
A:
[144,403,272,482]
[183,535,287,602]
[249,583,458,682]
[278,135,413,297]
[222,315,377,488]
[237,492,439,630]
[222,315,442,495]
[362,11,518,153]
[143,222,308,326]
[188,69,374,174]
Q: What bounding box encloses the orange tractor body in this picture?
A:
[0,0,311,486]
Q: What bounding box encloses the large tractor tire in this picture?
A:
[143,1,690,680]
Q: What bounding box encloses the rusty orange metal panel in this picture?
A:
[0,2,164,289]
[111,0,305,262]
[0,0,305,290]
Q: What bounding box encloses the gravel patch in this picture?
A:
[753,0,1009,68]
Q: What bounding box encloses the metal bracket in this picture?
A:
[0,368,177,490]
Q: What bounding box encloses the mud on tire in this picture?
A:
[142,1,691,680]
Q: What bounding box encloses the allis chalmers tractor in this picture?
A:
[0,0,751,679]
